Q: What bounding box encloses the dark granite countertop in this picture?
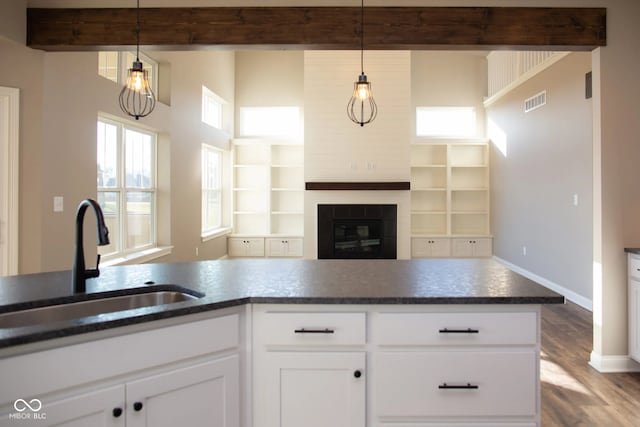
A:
[0,258,564,350]
[625,248,640,255]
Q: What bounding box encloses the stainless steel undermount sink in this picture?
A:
[0,286,204,329]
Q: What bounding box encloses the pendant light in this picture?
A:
[119,0,156,120]
[347,0,377,127]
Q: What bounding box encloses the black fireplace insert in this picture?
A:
[317,204,397,259]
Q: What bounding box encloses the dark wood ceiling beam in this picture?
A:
[27,7,606,52]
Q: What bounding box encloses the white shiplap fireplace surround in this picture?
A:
[303,51,412,259]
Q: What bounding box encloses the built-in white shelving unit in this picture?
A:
[229,139,304,257]
[411,138,491,257]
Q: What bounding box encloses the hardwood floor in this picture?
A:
[541,302,640,426]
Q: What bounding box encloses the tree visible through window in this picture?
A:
[97,117,157,258]
[202,145,222,233]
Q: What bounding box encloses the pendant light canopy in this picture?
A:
[119,0,156,120]
[347,0,377,127]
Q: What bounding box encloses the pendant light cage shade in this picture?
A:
[347,0,377,127]
[347,73,378,127]
[118,0,156,120]
[119,60,156,120]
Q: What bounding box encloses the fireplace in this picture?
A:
[317,204,397,259]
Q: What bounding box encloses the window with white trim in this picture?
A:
[98,51,158,95]
[202,86,226,129]
[202,144,223,234]
[239,106,301,138]
[97,117,157,259]
[416,107,477,137]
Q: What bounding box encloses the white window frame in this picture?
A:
[202,86,226,129]
[201,144,224,238]
[416,107,477,137]
[98,116,158,261]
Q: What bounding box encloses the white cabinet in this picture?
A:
[0,314,241,427]
[452,237,492,257]
[18,385,125,427]
[127,356,239,427]
[628,254,640,362]
[411,237,451,257]
[253,309,366,427]
[232,139,304,239]
[372,309,539,426]
[253,305,541,427]
[411,139,491,257]
[228,237,265,257]
[260,352,365,427]
[266,238,303,257]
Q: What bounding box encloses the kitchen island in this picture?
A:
[0,258,563,426]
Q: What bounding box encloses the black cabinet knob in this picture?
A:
[112,407,123,418]
[133,401,144,411]
[354,370,362,378]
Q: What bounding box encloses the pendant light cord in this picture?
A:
[135,0,141,61]
[360,0,364,74]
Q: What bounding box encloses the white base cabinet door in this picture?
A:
[9,385,125,427]
[452,238,492,257]
[127,356,239,427]
[629,275,640,362]
[258,352,365,427]
[265,238,303,257]
[411,237,451,257]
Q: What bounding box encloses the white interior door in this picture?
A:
[0,86,19,276]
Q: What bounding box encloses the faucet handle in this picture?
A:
[85,254,101,279]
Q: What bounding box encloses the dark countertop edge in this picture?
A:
[625,248,640,254]
[0,294,564,350]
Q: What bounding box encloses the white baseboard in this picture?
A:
[493,256,593,311]
[589,351,640,373]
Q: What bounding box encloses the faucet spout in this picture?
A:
[72,199,110,294]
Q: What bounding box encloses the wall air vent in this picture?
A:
[524,91,546,113]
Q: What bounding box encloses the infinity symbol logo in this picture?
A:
[14,399,42,412]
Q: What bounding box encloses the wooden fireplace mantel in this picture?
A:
[305,182,410,191]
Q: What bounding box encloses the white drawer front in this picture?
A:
[379,423,535,427]
[375,312,537,346]
[629,254,640,280]
[255,312,366,346]
[375,350,537,418]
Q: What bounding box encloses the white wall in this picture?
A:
[304,51,412,259]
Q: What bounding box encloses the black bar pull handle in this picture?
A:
[439,383,479,390]
[294,328,335,334]
[439,328,479,334]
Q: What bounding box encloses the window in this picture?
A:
[202,86,226,129]
[239,107,301,138]
[202,145,223,234]
[97,117,157,259]
[98,51,158,95]
[416,107,476,137]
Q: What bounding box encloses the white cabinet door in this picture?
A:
[266,238,303,257]
[126,356,239,427]
[452,238,492,257]
[630,279,640,362]
[412,238,451,258]
[259,352,365,427]
[228,237,265,257]
[376,351,536,418]
[7,385,125,427]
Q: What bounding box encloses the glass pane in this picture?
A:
[125,129,154,189]
[203,189,221,231]
[97,192,120,256]
[98,52,119,82]
[97,121,119,188]
[416,107,476,137]
[127,192,154,249]
[239,107,300,137]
